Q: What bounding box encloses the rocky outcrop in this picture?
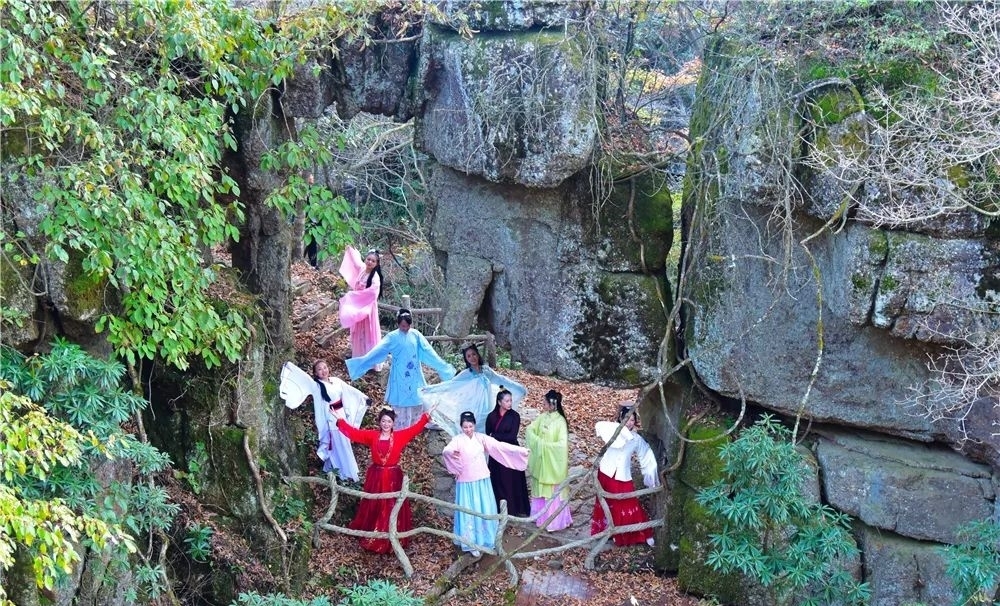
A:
[281,1,671,384]
[283,10,419,121]
[815,431,995,545]
[681,40,1000,461]
[0,174,115,356]
[667,33,1000,606]
[860,529,960,606]
[227,90,296,356]
[430,0,587,32]
[145,314,312,603]
[416,23,597,187]
[427,166,670,383]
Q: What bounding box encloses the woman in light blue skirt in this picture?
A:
[442,411,529,556]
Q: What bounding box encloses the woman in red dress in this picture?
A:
[333,404,435,553]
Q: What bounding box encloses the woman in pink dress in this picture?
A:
[339,246,383,358]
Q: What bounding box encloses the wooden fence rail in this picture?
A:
[283,465,663,588]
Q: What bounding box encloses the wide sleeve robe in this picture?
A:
[338,245,381,358]
[525,411,569,499]
[442,433,529,482]
[419,365,527,435]
[347,329,456,408]
[278,361,367,481]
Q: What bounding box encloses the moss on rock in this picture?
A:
[63,250,108,321]
[667,419,760,604]
[571,271,668,385]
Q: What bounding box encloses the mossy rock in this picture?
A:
[667,419,766,604]
[0,247,39,346]
[594,170,674,273]
[571,271,669,385]
[808,88,862,127]
[63,249,110,322]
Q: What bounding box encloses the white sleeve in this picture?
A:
[635,437,659,488]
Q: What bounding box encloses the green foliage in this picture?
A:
[0,389,131,604]
[273,492,308,525]
[233,592,332,606]
[0,0,390,370]
[695,415,870,606]
[184,523,214,563]
[0,340,177,602]
[175,441,209,495]
[261,125,360,262]
[130,563,168,602]
[339,579,423,606]
[942,519,1000,606]
[495,348,522,370]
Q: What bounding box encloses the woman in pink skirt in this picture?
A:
[338,246,382,358]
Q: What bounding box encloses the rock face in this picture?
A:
[427,166,670,382]
[413,7,674,383]
[416,24,597,188]
[0,175,115,356]
[860,529,960,606]
[664,34,1000,606]
[681,40,1000,461]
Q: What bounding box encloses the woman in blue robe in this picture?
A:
[418,343,526,435]
[346,308,456,429]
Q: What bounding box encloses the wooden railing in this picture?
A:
[283,465,662,587]
[377,295,498,366]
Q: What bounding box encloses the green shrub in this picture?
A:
[942,519,1000,606]
[184,523,214,563]
[233,593,332,606]
[695,415,870,606]
[0,339,176,600]
[339,579,423,606]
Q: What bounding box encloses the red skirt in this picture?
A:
[349,464,411,553]
[590,471,652,546]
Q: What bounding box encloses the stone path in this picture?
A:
[516,568,595,605]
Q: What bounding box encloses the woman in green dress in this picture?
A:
[525,389,572,531]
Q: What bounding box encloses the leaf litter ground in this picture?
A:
[285,260,699,606]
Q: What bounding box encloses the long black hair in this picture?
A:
[544,389,567,423]
[365,249,383,298]
[312,360,331,403]
[491,387,513,415]
[461,343,482,370]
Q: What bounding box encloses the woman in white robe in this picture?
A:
[279,360,368,482]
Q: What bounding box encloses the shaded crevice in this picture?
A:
[864,232,891,326]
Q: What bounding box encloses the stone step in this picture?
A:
[294,300,337,332]
[292,278,312,298]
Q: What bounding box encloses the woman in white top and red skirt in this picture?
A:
[591,404,659,547]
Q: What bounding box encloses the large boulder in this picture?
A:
[815,431,996,544]
[859,527,961,606]
[429,0,586,32]
[416,21,597,187]
[681,40,1000,460]
[428,166,668,384]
